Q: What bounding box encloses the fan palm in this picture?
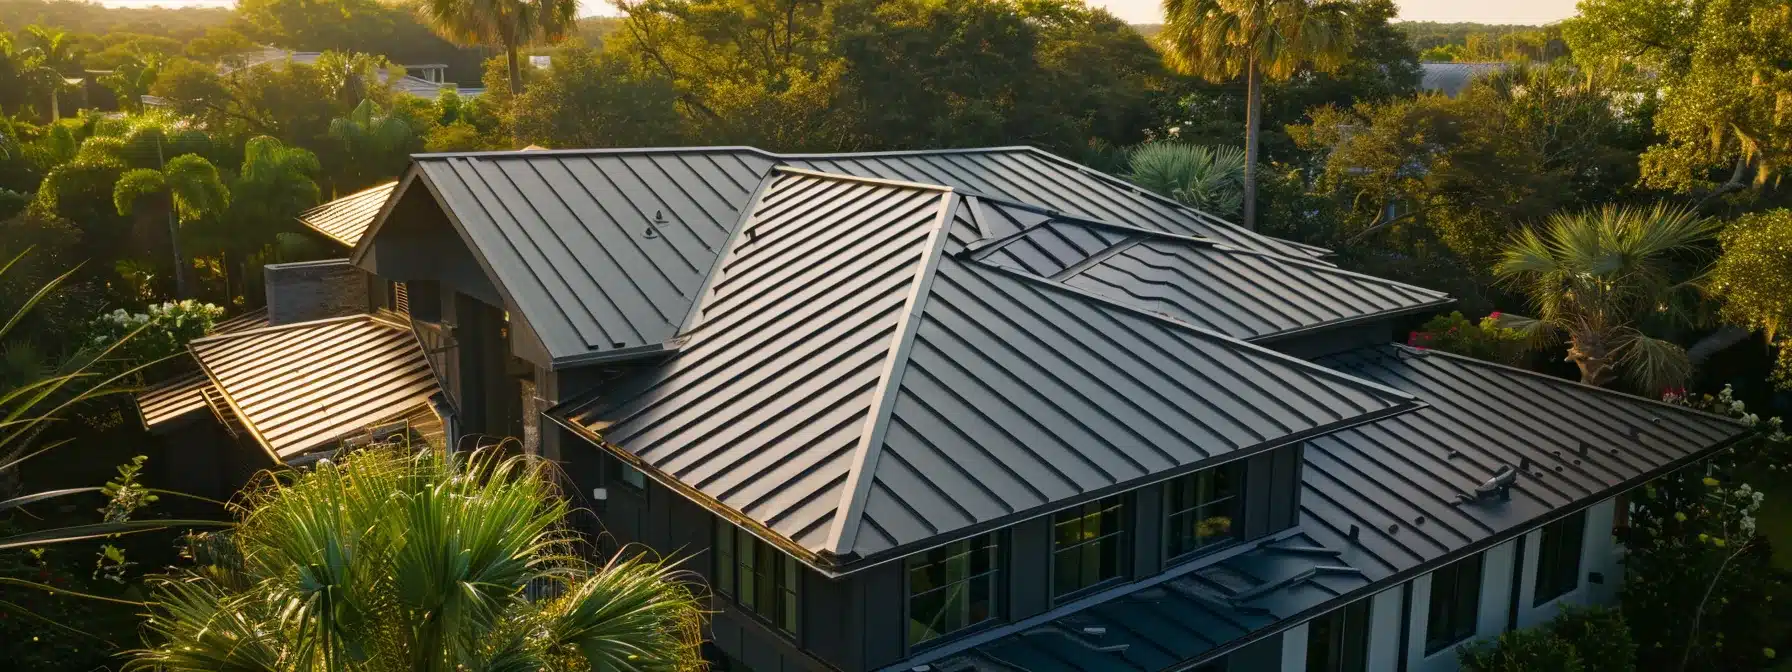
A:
[1159,0,1357,230]
[416,0,576,96]
[1495,203,1721,391]
[125,446,706,671]
[112,154,229,300]
[1127,143,1248,216]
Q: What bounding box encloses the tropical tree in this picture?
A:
[128,445,707,670]
[1159,0,1358,230]
[1706,209,1792,389]
[86,118,232,301]
[328,98,416,193]
[1127,142,1247,216]
[18,26,83,121]
[97,55,163,114]
[416,0,577,96]
[1494,203,1721,391]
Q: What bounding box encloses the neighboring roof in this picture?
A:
[1419,62,1511,98]
[135,308,269,432]
[553,169,1421,572]
[782,148,1327,261]
[950,532,1370,671]
[912,345,1748,671]
[1301,345,1748,580]
[299,182,397,247]
[188,314,440,459]
[966,200,1452,341]
[369,148,778,364]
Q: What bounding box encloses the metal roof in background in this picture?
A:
[298,182,397,248]
[968,201,1452,341]
[1302,345,1748,580]
[405,149,777,362]
[555,169,1421,570]
[188,314,441,459]
[783,148,1328,262]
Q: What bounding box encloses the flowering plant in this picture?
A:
[1407,311,1529,365]
[84,300,224,365]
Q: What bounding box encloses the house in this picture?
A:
[1418,62,1513,98]
[155,145,1746,671]
[221,47,485,99]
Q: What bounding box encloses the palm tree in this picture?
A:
[1495,203,1721,391]
[126,446,707,670]
[19,25,81,120]
[329,99,416,193]
[210,136,320,300]
[416,0,576,96]
[1160,0,1357,230]
[97,55,162,114]
[1127,142,1248,216]
[112,152,229,300]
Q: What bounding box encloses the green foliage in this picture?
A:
[1458,626,1584,672]
[510,42,682,150]
[1568,0,1792,196]
[1707,209,1792,388]
[128,446,707,670]
[82,300,222,365]
[1546,605,1636,672]
[328,98,416,193]
[95,54,160,114]
[1495,203,1719,391]
[416,0,576,96]
[235,0,484,79]
[1126,142,1246,215]
[1406,311,1529,365]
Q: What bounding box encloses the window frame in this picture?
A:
[904,531,1005,650]
[1533,511,1586,606]
[1306,598,1371,672]
[1424,554,1484,655]
[1162,462,1245,563]
[1049,495,1131,602]
[711,519,802,638]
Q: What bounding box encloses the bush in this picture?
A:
[1459,627,1584,672]
[1407,311,1529,365]
[1547,605,1635,672]
[84,300,224,366]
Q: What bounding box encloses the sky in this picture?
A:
[98,0,1583,24]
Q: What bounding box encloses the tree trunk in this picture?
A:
[167,205,189,299]
[1241,61,1262,231]
[1568,333,1613,387]
[506,46,523,96]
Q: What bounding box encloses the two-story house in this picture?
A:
[158,145,1745,672]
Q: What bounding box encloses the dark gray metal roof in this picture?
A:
[188,314,441,459]
[783,148,1327,261]
[1302,345,1747,580]
[943,532,1370,672]
[967,201,1451,341]
[913,345,1747,672]
[554,169,1420,571]
[376,148,778,363]
[298,181,396,248]
[1419,62,1511,98]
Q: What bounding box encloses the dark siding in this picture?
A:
[859,563,906,669]
[1131,483,1164,579]
[1006,516,1053,622]
[1268,444,1303,534]
[1243,452,1275,540]
[1228,632,1283,670]
[1265,320,1400,360]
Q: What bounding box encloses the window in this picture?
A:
[1306,599,1370,672]
[1534,511,1586,606]
[715,524,800,635]
[1425,554,1484,654]
[1052,496,1128,599]
[618,463,647,490]
[907,533,1001,647]
[1164,463,1242,561]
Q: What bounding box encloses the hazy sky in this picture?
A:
[97,0,1583,25]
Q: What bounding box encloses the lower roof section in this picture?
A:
[298,181,397,248]
[187,314,441,459]
[135,308,270,432]
[910,345,1747,671]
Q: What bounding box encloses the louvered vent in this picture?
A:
[392,281,410,315]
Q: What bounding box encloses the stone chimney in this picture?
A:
[264,259,370,325]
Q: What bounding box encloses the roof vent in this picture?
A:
[642,226,660,239]
[1459,464,1518,504]
[1081,626,1107,637]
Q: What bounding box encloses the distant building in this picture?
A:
[221,46,483,99]
[1419,62,1513,98]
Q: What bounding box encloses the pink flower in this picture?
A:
[1488,311,1503,320]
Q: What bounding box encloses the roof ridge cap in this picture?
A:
[823,191,961,558]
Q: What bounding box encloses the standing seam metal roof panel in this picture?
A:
[557,169,1421,568]
[297,182,398,248]
[408,149,777,360]
[782,148,1326,261]
[188,315,441,459]
[970,203,1451,341]
[134,308,270,431]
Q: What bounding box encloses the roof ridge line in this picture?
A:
[773,165,954,192]
[188,312,388,346]
[1387,344,1750,425]
[822,191,961,558]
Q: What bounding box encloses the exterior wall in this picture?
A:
[263,259,370,326]
[1516,498,1618,629]
[1262,320,1398,360]
[1366,586,1406,670]
[1405,539,1519,672]
[1227,632,1283,670]
[1280,623,1308,672]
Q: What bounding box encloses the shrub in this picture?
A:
[1407,311,1529,365]
[1125,142,1247,216]
[1547,605,1635,672]
[83,300,223,365]
[1458,627,1584,672]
